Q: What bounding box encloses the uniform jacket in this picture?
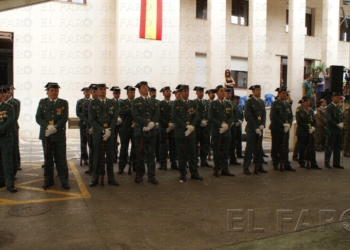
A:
[35,98,69,141]
[244,97,266,133]
[315,106,327,127]
[344,105,350,131]
[88,98,118,138]
[0,102,15,136]
[76,98,88,127]
[194,98,208,128]
[159,100,174,134]
[235,104,244,123]
[7,98,20,133]
[325,103,346,135]
[82,99,92,129]
[208,99,234,137]
[269,99,293,132]
[296,107,315,137]
[118,98,134,133]
[172,99,198,139]
[131,97,160,137]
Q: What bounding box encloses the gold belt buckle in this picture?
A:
[222,121,227,124]
[186,121,190,125]
[49,120,54,125]
[147,119,150,122]
[103,123,108,128]
[169,120,172,123]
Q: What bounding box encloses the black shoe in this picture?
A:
[43,183,54,190]
[135,176,143,183]
[344,153,350,157]
[258,169,268,173]
[293,157,298,162]
[312,165,322,170]
[284,167,296,172]
[221,171,235,177]
[62,183,70,190]
[117,170,124,174]
[7,186,17,193]
[108,181,120,186]
[85,170,91,175]
[89,180,99,187]
[0,183,5,188]
[179,174,187,182]
[230,161,241,166]
[334,165,344,169]
[17,167,22,170]
[191,175,203,181]
[244,169,250,175]
[263,154,268,157]
[325,163,332,169]
[148,178,159,185]
[237,155,244,158]
[263,161,268,164]
[201,161,212,168]
[83,161,88,165]
[300,165,306,168]
[13,177,16,181]
[171,163,179,170]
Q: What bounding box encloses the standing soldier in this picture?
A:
[117,86,136,174]
[343,100,350,157]
[325,92,346,169]
[194,86,211,168]
[88,83,119,187]
[296,96,321,169]
[269,87,295,171]
[233,95,244,158]
[83,84,97,175]
[35,83,70,190]
[292,100,303,161]
[225,89,239,165]
[131,81,160,184]
[8,86,21,171]
[149,87,160,163]
[173,89,181,100]
[315,98,327,151]
[0,86,17,192]
[76,87,90,166]
[172,84,203,182]
[204,89,216,161]
[111,86,122,163]
[158,87,178,170]
[242,85,267,175]
[208,85,235,177]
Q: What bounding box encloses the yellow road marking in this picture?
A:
[15,178,42,186]
[17,186,82,197]
[68,161,91,198]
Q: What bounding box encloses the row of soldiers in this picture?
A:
[0,85,21,193]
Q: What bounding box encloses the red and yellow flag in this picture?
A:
[139,0,162,40]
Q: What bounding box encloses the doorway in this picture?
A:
[0,32,13,87]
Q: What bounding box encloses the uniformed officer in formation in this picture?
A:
[315,98,327,152]
[76,87,90,165]
[82,84,97,175]
[233,95,244,159]
[204,89,216,161]
[35,83,70,190]
[242,85,267,175]
[292,100,303,161]
[111,86,122,163]
[0,86,17,193]
[325,92,346,169]
[131,81,160,184]
[117,86,136,174]
[208,85,235,177]
[149,87,160,163]
[343,100,350,157]
[173,89,182,100]
[194,86,211,168]
[158,86,178,170]
[172,84,203,182]
[88,83,119,187]
[296,96,321,169]
[269,87,295,171]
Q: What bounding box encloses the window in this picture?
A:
[286,7,313,36]
[340,17,350,42]
[56,0,86,4]
[280,57,288,87]
[196,0,207,19]
[231,0,248,26]
[195,53,207,87]
[231,70,247,89]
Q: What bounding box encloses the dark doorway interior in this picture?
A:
[0,32,13,87]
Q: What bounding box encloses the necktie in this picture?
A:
[50,101,55,105]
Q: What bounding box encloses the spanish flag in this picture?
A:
[139,0,162,40]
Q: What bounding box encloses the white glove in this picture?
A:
[156,122,159,129]
[143,127,150,131]
[45,129,52,137]
[309,126,315,134]
[255,128,262,136]
[219,124,229,134]
[88,128,92,134]
[47,125,57,134]
[184,125,194,136]
[131,123,135,128]
[117,118,122,125]
[283,123,290,133]
[147,121,155,130]
[259,125,264,130]
[338,122,344,129]
[103,128,111,141]
[200,120,208,127]
[169,123,175,130]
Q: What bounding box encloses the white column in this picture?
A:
[247,0,268,96]
[208,0,230,89]
[287,0,306,106]
[321,0,340,66]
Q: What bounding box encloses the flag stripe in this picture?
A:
[139,0,147,38]
[145,0,157,40]
[156,0,162,40]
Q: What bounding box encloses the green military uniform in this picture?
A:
[203,93,215,161]
[0,95,16,191]
[117,97,136,173]
[76,92,89,165]
[172,85,202,181]
[88,90,118,186]
[208,93,235,176]
[225,98,239,165]
[325,95,346,168]
[113,97,122,163]
[296,98,320,169]
[131,82,160,183]
[269,91,294,171]
[35,84,69,189]
[235,101,244,157]
[242,85,267,174]
[292,103,302,161]
[343,104,350,156]
[12,96,21,170]
[158,88,177,170]
[315,104,327,151]
[194,96,211,167]
[82,95,93,174]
